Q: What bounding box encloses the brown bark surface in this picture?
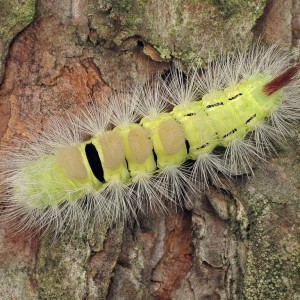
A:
[0,1,299,299]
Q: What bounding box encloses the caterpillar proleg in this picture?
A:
[1,44,300,236]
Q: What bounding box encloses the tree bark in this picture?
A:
[0,0,299,299]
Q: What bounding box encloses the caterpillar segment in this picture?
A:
[2,45,300,233]
[25,74,284,207]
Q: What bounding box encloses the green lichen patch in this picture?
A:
[203,0,266,17]
[243,196,300,299]
[0,0,35,40]
[36,229,90,299]
[89,0,267,66]
[240,127,300,299]
[36,221,123,299]
[0,0,36,82]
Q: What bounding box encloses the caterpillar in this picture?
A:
[1,44,299,236]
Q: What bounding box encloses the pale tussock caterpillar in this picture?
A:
[1,44,299,237]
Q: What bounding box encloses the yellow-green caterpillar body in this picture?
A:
[1,44,300,234]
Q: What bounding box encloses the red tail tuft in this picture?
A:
[263,63,300,96]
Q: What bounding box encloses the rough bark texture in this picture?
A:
[0,0,299,299]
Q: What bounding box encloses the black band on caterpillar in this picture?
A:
[85,143,106,183]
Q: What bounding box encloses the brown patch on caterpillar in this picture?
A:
[99,131,125,170]
[263,64,300,95]
[128,126,153,164]
[159,119,185,155]
[56,146,88,180]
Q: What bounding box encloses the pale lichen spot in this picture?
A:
[99,131,125,169]
[158,119,185,155]
[56,146,88,180]
[128,126,152,164]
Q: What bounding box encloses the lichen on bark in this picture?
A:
[0,0,36,83]
[241,130,300,299]
[89,0,267,65]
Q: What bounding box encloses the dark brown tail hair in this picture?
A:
[263,64,300,96]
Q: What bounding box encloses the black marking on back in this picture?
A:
[85,143,105,183]
[152,149,158,168]
[228,93,243,100]
[223,128,237,138]
[184,112,196,116]
[197,142,210,150]
[125,158,131,176]
[206,102,224,109]
[185,140,190,153]
[245,114,256,124]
